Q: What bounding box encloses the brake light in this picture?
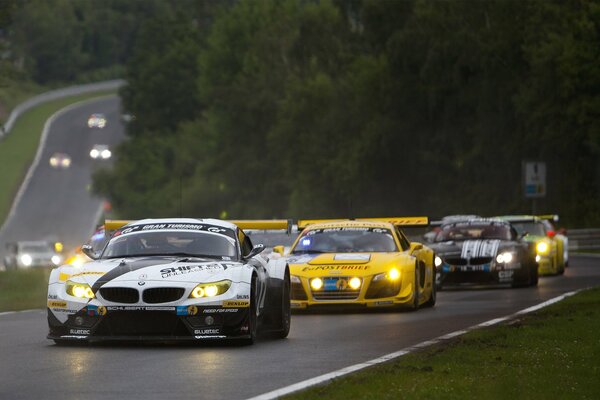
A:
[547,230,556,238]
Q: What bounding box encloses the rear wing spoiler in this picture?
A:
[499,215,559,224]
[104,219,292,233]
[229,220,292,234]
[537,214,559,222]
[297,217,429,230]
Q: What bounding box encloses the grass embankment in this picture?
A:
[0,268,51,311]
[286,287,600,400]
[0,90,117,226]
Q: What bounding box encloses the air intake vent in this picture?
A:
[143,287,185,304]
[99,287,139,303]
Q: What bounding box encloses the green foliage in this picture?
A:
[94,0,600,226]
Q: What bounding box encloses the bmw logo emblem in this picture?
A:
[138,281,145,286]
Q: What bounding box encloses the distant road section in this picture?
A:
[0,96,125,263]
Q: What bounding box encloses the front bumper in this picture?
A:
[437,262,526,287]
[47,304,251,342]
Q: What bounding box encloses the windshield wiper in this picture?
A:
[103,252,228,260]
[290,250,328,255]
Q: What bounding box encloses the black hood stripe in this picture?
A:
[91,257,181,292]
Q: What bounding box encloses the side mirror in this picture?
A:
[81,244,99,260]
[244,244,265,260]
[410,242,423,252]
[272,245,285,255]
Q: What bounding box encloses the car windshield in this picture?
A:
[20,244,52,253]
[101,230,237,259]
[291,227,398,253]
[511,222,546,236]
[435,224,513,241]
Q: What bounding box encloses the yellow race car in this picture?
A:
[273,217,436,311]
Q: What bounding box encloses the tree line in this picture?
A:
[3,1,598,226]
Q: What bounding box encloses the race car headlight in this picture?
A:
[90,149,99,158]
[348,277,362,289]
[536,242,549,255]
[189,280,231,298]
[290,275,301,284]
[66,280,95,299]
[310,278,323,290]
[373,268,401,282]
[51,255,61,266]
[496,252,514,264]
[20,254,33,266]
[434,256,443,268]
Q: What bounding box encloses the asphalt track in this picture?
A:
[1,98,599,399]
[0,96,125,262]
[0,255,598,400]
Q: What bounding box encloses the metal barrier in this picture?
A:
[567,229,600,251]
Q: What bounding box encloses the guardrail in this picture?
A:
[567,229,600,251]
[0,79,125,141]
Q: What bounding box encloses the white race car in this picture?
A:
[47,218,291,344]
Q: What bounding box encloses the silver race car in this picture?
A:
[47,218,291,344]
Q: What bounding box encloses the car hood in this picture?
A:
[430,239,517,258]
[287,252,412,277]
[65,256,241,287]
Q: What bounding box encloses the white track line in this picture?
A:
[246,289,582,400]
[0,309,43,317]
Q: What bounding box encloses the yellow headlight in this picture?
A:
[66,280,95,299]
[349,277,362,290]
[536,242,549,254]
[310,278,323,290]
[388,268,400,280]
[189,280,231,298]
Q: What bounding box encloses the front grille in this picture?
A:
[99,287,139,304]
[445,257,492,266]
[143,287,185,304]
[311,277,360,300]
[291,282,308,300]
[97,311,189,336]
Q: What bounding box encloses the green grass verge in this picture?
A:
[0,90,117,227]
[285,288,600,400]
[0,268,51,311]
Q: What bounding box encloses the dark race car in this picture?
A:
[429,219,538,289]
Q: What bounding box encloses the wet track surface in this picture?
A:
[0,98,599,399]
[1,256,599,400]
[0,96,125,261]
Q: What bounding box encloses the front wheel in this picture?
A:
[272,272,291,339]
[407,264,420,311]
[423,266,436,307]
[241,276,258,345]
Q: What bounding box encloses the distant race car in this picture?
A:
[89,144,111,159]
[87,113,106,128]
[274,217,436,311]
[47,218,291,344]
[423,215,481,243]
[4,241,62,269]
[429,218,538,288]
[49,152,71,169]
[497,215,567,275]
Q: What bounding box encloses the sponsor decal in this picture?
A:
[106,306,176,311]
[187,305,198,316]
[333,254,371,261]
[223,300,250,308]
[160,263,229,278]
[194,328,221,335]
[458,265,491,272]
[461,240,500,259]
[374,300,394,306]
[498,270,514,282]
[302,265,369,272]
[97,306,107,316]
[202,308,239,313]
[58,273,70,282]
[114,223,235,239]
[335,279,348,290]
[48,300,67,309]
[237,294,249,300]
[48,294,58,300]
[69,329,90,335]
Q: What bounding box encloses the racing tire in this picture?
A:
[241,275,259,345]
[423,266,436,307]
[408,264,420,311]
[272,271,291,339]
